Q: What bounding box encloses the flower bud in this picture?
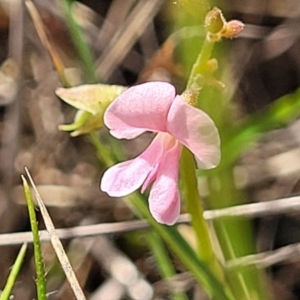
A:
[181,87,199,106]
[56,84,126,136]
[205,7,226,34]
[205,8,244,41]
[205,59,218,74]
[222,20,244,38]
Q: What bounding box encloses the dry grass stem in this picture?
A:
[204,195,300,220]
[25,168,86,300]
[0,214,190,246]
[96,0,164,80]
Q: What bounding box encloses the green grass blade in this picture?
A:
[62,0,98,83]
[147,231,189,300]
[0,243,27,300]
[22,175,47,300]
[24,169,86,300]
[219,87,300,170]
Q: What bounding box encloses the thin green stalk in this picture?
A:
[25,169,86,300]
[22,176,47,300]
[180,147,223,281]
[187,34,214,89]
[89,131,115,166]
[0,243,27,300]
[179,13,270,298]
[147,231,188,300]
[62,0,98,83]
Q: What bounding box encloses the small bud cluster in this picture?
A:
[205,7,244,41]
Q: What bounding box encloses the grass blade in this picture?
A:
[62,0,98,83]
[22,175,47,300]
[0,243,27,300]
[147,231,189,300]
[24,168,86,300]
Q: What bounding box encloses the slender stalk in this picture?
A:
[180,147,223,281]
[89,131,115,166]
[22,176,47,300]
[181,20,271,298]
[62,0,98,83]
[0,243,27,300]
[147,231,189,300]
[182,33,218,267]
[25,169,86,300]
[187,34,214,89]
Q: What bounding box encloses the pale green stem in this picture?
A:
[180,147,223,281]
[183,21,269,300]
[181,33,223,280]
[187,34,215,89]
[62,0,98,83]
[0,243,27,300]
[22,176,47,300]
[89,131,115,166]
[147,231,189,300]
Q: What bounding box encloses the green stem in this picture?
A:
[0,243,27,300]
[22,176,47,300]
[147,231,189,300]
[180,147,223,281]
[187,34,215,89]
[62,0,98,83]
[89,131,115,166]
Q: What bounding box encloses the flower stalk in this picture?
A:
[187,34,215,89]
[180,147,223,281]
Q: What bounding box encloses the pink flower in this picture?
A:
[100,82,220,225]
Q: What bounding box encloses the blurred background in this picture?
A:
[1,0,300,299]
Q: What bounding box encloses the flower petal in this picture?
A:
[141,133,168,193]
[100,134,164,197]
[167,96,221,169]
[148,140,182,225]
[104,82,176,139]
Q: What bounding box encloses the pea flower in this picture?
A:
[100,82,220,225]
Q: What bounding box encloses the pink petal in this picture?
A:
[100,160,151,197]
[141,163,159,194]
[100,134,164,197]
[141,134,168,193]
[167,96,221,169]
[104,82,176,139]
[148,140,182,225]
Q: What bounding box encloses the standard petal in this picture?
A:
[167,96,221,169]
[100,134,164,197]
[104,82,176,139]
[148,141,182,225]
